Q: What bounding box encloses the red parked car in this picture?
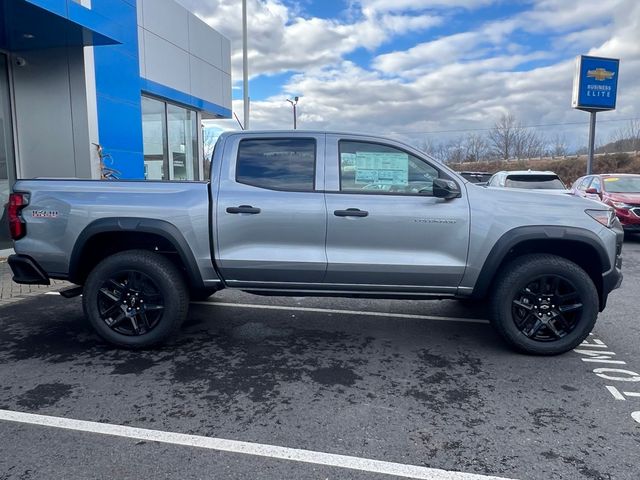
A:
[571,173,640,232]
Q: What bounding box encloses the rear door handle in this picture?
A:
[226,205,261,214]
[334,208,368,217]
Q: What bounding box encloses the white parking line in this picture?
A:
[0,409,513,480]
[191,301,489,324]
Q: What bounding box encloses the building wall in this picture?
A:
[137,0,232,117]
[11,47,92,179]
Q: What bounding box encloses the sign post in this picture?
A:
[572,55,620,174]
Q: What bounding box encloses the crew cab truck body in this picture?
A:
[8,131,623,355]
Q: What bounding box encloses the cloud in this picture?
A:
[182,0,639,150]
[355,0,497,15]
[176,0,441,78]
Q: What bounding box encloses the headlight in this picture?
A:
[611,201,631,209]
[585,209,616,228]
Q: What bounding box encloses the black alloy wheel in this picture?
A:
[83,250,189,348]
[511,275,582,342]
[491,254,598,355]
[97,270,165,336]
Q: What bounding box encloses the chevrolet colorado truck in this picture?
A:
[7,131,623,355]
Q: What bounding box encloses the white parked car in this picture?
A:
[487,170,570,193]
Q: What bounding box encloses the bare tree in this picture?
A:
[445,137,466,164]
[202,126,218,162]
[549,134,568,158]
[419,138,448,162]
[514,129,545,159]
[464,133,488,162]
[488,113,519,160]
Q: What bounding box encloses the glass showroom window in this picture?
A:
[142,96,199,181]
[142,96,167,180]
[167,104,198,181]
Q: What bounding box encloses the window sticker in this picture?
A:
[604,177,620,182]
[354,151,409,185]
[341,153,357,172]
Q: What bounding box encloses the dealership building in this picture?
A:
[0,0,232,248]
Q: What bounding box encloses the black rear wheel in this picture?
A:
[491,254,598,355]
[83,250,188,348]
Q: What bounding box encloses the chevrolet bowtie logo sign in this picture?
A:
[587,67,615,81]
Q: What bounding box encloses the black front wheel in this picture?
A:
[83,250,189,348]
[491,254,598,355]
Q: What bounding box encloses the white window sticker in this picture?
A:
[354,152,409,185]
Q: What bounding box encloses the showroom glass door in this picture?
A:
[0,53,16,249]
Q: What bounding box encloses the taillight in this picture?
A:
[8,193,28,240]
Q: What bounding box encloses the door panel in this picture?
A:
[215,134,327,285]
[324,136,470,290]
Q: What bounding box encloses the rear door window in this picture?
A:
[236,138,316,191]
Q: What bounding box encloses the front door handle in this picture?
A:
[226,205,261,214]
[334,208,368,217]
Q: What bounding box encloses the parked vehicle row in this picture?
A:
[483,169,640,233]
[571,174,640,233]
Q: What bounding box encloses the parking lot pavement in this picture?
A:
[0,259,69,307]
[1,242,640,479]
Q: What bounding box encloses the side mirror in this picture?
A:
[432,178,461,199]
[585,187,599,195]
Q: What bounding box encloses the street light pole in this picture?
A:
[242,0,249,130]
[286,96,299,129]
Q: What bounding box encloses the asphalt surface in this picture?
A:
[1,240,640,479]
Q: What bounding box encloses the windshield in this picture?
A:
[504,175,566,190]
[603,176,640,193]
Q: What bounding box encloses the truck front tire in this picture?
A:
[82,250,189,348]
[490,254,598,355]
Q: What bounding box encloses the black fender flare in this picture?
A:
[471,225,610,299]
[69,217,204,289]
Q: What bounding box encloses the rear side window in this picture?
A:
[236,138,316,191]
[504,175,566,190]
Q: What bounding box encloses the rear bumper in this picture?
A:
[8,255,50,285]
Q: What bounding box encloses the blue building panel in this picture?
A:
[0,0,122,50]
[141,78,232,119]
[92,0,144,179]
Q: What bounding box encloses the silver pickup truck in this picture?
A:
[7,131,623,355]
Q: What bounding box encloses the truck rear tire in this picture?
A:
[82,250,189,348]
[490,254,598,355]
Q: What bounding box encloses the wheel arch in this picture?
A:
[69,218,205,290]
[472,226,611,309]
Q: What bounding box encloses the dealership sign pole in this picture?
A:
[572,55,620,174]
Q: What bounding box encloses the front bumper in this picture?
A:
[8,255,50,285]
[600,222,624,310]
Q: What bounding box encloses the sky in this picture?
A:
[175,0,640,151]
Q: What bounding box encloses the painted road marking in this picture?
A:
[574,335,640,424]
[0,409,513,480]
[191,301,489,324]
